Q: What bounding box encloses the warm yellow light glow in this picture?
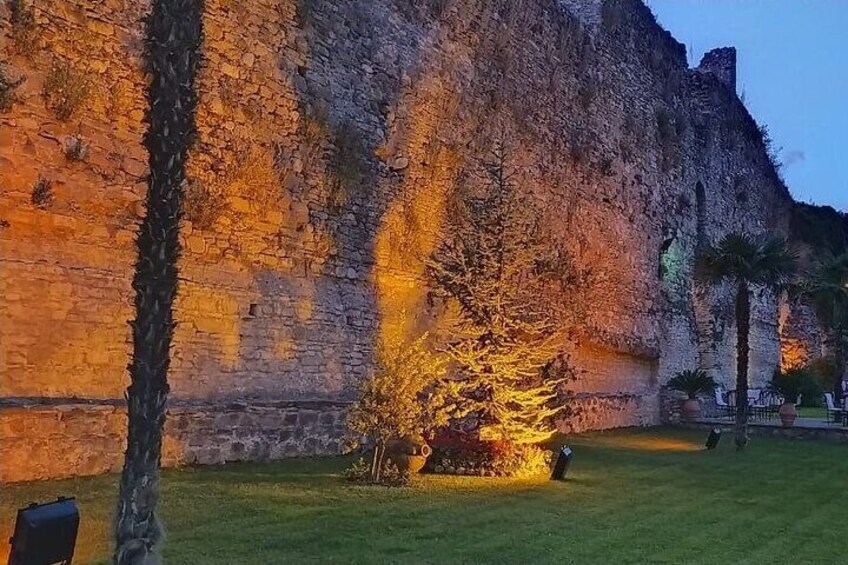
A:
[589,436,702,452]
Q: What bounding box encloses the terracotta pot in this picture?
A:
[778,403,797,428]
[386,436,432,475]
[682,399,702,422]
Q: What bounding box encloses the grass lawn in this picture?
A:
[797,406,828,420]
[2,427,846,564]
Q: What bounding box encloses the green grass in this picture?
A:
[797,406,828,419]
[2,427,846,564]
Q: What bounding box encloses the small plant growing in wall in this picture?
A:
[30,177,53,209]
[183,179,226,230]
[42,60,90,121]
[63,135,88,162]
[327,119,369,211]
[8,0,39,55]
[345,332,452,485]
[0,65,25,113]
[655,107,686,171]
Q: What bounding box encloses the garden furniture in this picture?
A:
[824,393,844,425]
[714,389,733,418]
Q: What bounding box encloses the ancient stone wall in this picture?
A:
[1,0,794,482]
[0,399,347,483]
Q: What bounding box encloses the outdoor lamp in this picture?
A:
[550,445,573,481]
[705,428,722,450]
[8,497,79,565]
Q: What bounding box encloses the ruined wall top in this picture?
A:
[698,47,738,91]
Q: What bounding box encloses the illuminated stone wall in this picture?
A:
[1,0,794,481]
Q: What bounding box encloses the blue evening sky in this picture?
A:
[646,0,847,211]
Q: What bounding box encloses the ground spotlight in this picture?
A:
[8,497,79,565]
[705,428,722,450]
[551,445,574,481]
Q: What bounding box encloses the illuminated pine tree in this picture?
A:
[428,141,575,445]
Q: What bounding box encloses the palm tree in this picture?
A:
[698,234,797,449]
[113,1,203,563]
[803,252,848,400]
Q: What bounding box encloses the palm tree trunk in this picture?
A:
[734,280,750,450]
[113,1,203,563]
[834,337,845,402]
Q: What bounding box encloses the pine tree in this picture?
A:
[428,141,573,445]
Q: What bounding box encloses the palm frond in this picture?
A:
[697,233,797,289]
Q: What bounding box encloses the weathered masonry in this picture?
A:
[1,0,804,482]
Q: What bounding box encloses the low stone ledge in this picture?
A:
[0,399,351,483]
[557,391,660,433]
[678,421,848,444]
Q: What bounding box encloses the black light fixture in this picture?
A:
[551,445,574,481]
[8,497,79,565]
[705,428,722,450]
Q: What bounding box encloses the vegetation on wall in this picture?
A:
[791,202,848,255]
[223,142,281,207]
[30,177,53,209]
[63,134,88,162]
[655,106,686,171]
[183,179,225,230]
[757,124,785,183]
[327,119,370,211]
[0,64,24,113]
[42,60,90,121]
[8,0,39,55]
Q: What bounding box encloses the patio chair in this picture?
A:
[748,389,767,420]
[824,393,844,425]
[713,389,733,418]
[760,390,782,420]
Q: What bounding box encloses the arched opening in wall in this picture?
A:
[695,181,706,247]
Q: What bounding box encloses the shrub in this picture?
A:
[346,332,451,483]
[427,429,551,478]
[224,142,280,206]
[0,65,24,113]
[9,0,38,55]
[768,368,817,405]
[42,60,90,121]
[183,179,226,230]
[666,369,717,400]
[327,120,369,210]
[31,177,53,209]
[343,457,409,487]
[63,135,88,162]
[805,357,837,404]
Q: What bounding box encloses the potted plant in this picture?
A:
[345,332,449,483]
[768,368,813,428]
[666,370,718,422]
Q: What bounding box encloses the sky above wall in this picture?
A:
[646,0,847,212]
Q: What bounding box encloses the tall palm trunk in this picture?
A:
[734,280,750,450]
[113,1,203,563]
[834,336,845,402]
